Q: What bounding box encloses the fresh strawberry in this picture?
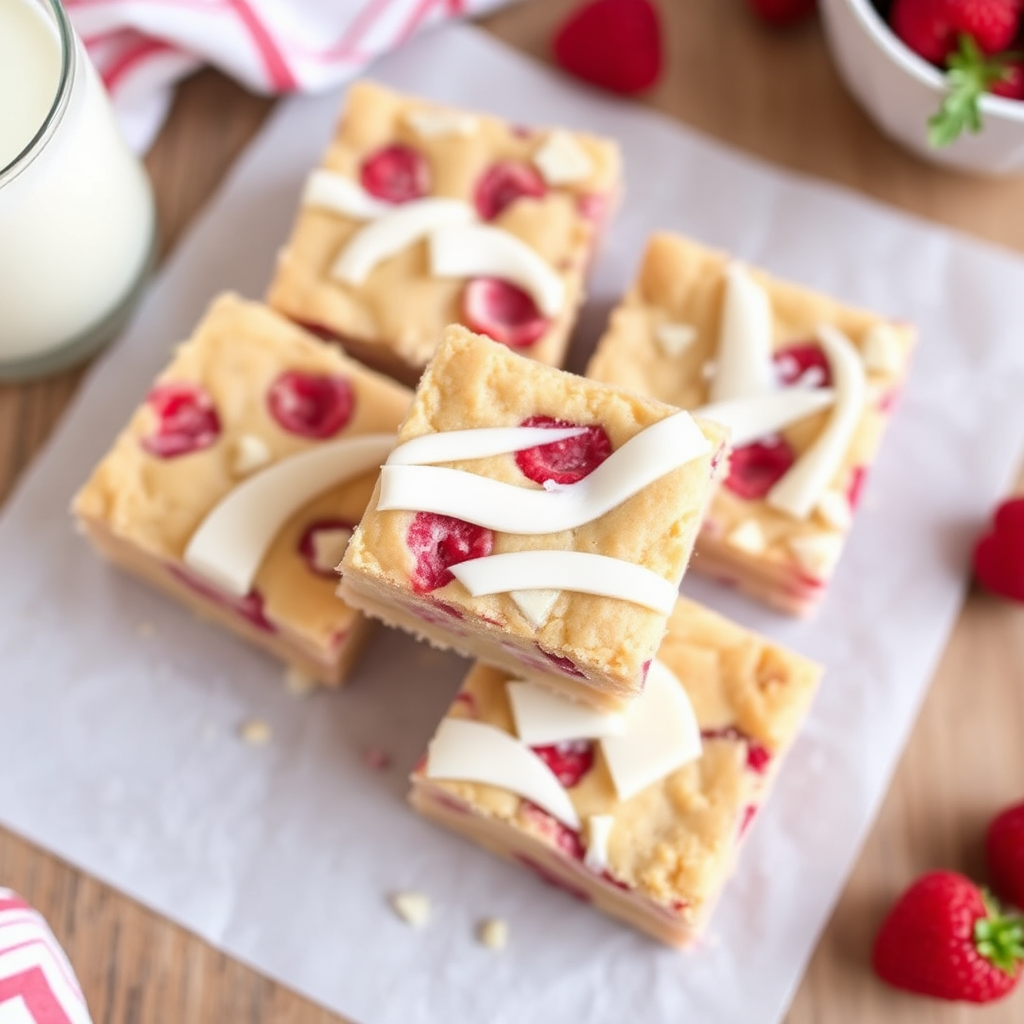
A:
[552,0,663,95]
[872,870,1024,1002]
[973,497,1024,602]
[891,0,1022,64]
[744,0,818,28]
[991,57,1024,98]
[988,801,1024,908]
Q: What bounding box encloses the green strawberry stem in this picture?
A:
[928,36,1019,149]
[975,891,1024,976]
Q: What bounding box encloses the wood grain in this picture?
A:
[3,2,1024,1021]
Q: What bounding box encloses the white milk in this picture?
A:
[0,0,155,368]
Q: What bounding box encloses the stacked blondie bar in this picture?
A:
[73,81,917,947]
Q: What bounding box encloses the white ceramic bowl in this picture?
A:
[819,0,1024,174]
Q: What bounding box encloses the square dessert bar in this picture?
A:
[73,294,412,687]
[266,80,621,385]
[586,233,915,616]
[339,324,729,712]
[410,597,822,947]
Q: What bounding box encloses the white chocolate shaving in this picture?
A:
[709,263,775,402]
[429,223,565,317]
[532,130,593,185]
[509,589,560,629]
[231,434,271,477]
[726,519,767,555]
[309,527,353,574]
[404,109,478,138]
[600,660,702,801]
[584,814,615,872]
[378,413,711,535]
[787,531,844,579]
[816,489,853,531]
[450,552,679,614]
[184,434,395,596]
[694,389,835,447]
[861,323,904,376]
[655,322,697,358]
[767,324,867,520]
[332,198,475,285]
[386,426,586,466]
[506,680,625,746]
[302,169,395,221]
[426,719,579,829]
[391,891,431,928]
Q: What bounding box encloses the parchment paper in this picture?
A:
[3,25,1024,1024]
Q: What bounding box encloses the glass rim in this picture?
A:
[0,0,76,186]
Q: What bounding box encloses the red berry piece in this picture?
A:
[773,342,832,388]
[740,804,759,836]
[535,646,588,679]
[702,727,771,774]
[519,802,586,859]
[292,319,340,343]
[267,371,354,439]
[992,59,1024,100]
[872,870,1024,1003]
[359,144,429,203]
[515,415,612,486]
[463,278,549,349]
[298,518,355,578]
[168,566,275,634]
[406,512,494,593]
[724,436,796,500]
[973,498,1024,602]
[891,0,1022,64]
[847,465,869,509]
[473,161,546,221]
[531,740,595,787]
[553,0,662,95]
[987,800,1024,909]
[744,0,817,27]
[515,854,592,901]
[577,192,610,224]
[140,382,221,459]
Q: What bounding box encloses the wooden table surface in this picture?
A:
[3,1,1024,1021]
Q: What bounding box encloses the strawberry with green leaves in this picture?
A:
[988,801,1024,910]
[873,870,1024,1002]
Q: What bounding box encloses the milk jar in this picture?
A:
[0,0,156,379]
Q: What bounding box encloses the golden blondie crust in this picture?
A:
[339,324,728,711]
[587,233,915,616]
[73,294,411,686]
[267,80,621,384]
[411,597,822,947]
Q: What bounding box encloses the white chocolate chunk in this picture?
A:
[767,324,867,520]
[509,589,560,629]
[506,679,625,746]
[429,223,565,317]
[185,434,395,597]
[387,426,586,466]
[309,527,353,574]
[378,413,711,535]
[601,660,702,801]
[231,434,271,477]
[709,263,775,402]
[478,918,508,950]
[861,323,905,376]
[426,719,580,829]
[404,108,477,138]
[302,169,394,221]
[532,130,593,185]
[694,389,835,447]
[451,552,679,615]
[584,814,615,872]
[726,519,767,555]
[655,322,697,358]
[239,719,271,746]
[391,891,431,928]
[332,198,475,285]
[816,489,853,531]
[787,531,844,579]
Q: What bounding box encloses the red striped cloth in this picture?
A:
[0,888,93,1024]
[66,0,519,151]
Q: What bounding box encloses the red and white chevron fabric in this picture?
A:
[64,0,521,152]
[0,889,92,1024]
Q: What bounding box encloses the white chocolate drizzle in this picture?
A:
[450,552,678,614]
[386,426,586,466]
[532,130,593,185]
[426,718,579,829]
[509,589,560,629]
[506,679,625,745]
[331,198,475,285]
[404,109,478,138]
[584,814,615,872]
[767,324,867,520]
[601,659,702,801]
[429,223,565,317]
[302,169,395,221]
[378,413,711,535]
[709,263,775,402]
[694,389,835,447]
[184,434,395,596]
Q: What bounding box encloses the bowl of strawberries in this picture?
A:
[819,0,1024,174]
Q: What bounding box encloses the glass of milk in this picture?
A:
[0,0,157,380]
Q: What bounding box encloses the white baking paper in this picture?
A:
[2,25,1024,1024]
